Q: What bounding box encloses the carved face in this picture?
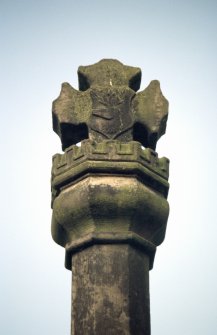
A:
[88,87,135,141]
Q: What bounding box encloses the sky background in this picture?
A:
[1,0,217,334]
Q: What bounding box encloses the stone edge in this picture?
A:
[65,232,156,271]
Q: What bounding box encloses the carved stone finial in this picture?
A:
[52,59,168,150]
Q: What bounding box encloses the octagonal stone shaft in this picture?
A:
[71,245,150,335]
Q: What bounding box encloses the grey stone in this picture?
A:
[52,59,168,150]
[71,245,150,335]
[51,59,170,335]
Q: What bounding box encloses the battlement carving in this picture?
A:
[51,140,169,205]
[52,139,169,177]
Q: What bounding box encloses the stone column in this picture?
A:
[71,245,150,335]
[51,59,170,335]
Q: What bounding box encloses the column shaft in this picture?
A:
[71,244,150,335]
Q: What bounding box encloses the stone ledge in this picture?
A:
[51,140,169,203]
[52,167,169,207]
[52,140,169,179]
[65,232,156,271]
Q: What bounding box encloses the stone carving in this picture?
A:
[89,87,134,142]
[51,58,170,258]
[51,59,170,335]
[51,140,169,206]
[52,59,168,150]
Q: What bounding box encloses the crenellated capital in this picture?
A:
[51,139,169,270]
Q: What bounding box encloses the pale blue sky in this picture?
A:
[1,0,217,334]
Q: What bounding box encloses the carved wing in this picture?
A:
[52,83,92,150]
[132,80,169,150]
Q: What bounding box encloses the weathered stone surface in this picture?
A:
[88,87,135,143]
[51,175,169,270]
[132,80,168,148]
[52,59,168,150]
[51,139,169,206]
[78,59,141,91]
[71,245,150,335]
[51,59,170,335]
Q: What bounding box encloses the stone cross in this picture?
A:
[52,59,168,150]
[51,59,170,335]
